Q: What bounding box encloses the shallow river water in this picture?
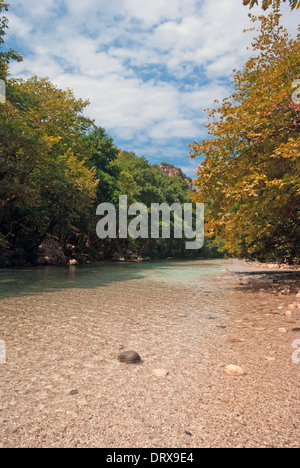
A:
[0,259,299,448]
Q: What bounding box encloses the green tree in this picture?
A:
[0,76,97,262]
[112,151,206,260]
[189,8,300,263]
[85,126,120,204]
[116,152,191,206]
[0,1,22,79]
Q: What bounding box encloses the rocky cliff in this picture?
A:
[158,163,193,190]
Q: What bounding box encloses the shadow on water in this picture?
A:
[233,269,300,292]
[0,259,229,300]
[0,262,144,299]
[235,271,300,278]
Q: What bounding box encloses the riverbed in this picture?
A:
[0,259,299,448]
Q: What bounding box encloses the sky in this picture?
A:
[5,0,299,178]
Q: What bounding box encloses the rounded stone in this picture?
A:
[118,350,142,364]
[224,365,246,376]
[152,369,169,378]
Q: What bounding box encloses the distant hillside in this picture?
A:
[156,163,193,190]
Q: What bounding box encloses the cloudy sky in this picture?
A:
[5,0,298,177]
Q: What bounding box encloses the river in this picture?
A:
[0,259,299,448]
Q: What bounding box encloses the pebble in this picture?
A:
[118,350,142,364]
[69,259,79,266]
[278,328,287,333]
[224,365,246,377]
[152,369,169,378]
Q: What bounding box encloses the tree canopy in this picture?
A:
[0,76,98,260]
[189,9,300,263]
[0,0,209,266]
[0,1,22,79]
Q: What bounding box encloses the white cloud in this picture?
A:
[6,0,299,178]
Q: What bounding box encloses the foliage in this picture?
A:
[0,76,97,260]
[116,151,192,206]
[0,2,223,265]
[243,0,300,10]
[84,126,120,204]
[104,151,201,260]
[0,1,22,79]
[189,8,300,263]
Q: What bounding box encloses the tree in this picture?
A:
[0,1,22,79]
[0,76,97,261]
[85,126,120,204]
[189,8,300,263]
[111,151,206,259]
[243,0,300,10]
[0,0,225,265]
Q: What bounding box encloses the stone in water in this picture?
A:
[118,350,142,364]
[152,369,169,378]
[224,365,246,376]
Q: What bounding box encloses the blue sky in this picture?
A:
[5,0,299,178]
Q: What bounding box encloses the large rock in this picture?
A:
[37,238,67,265]
[158,163,193,190]
[112,252,125,262]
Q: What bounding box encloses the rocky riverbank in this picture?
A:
[0,238,152,268]
[240,262,300,296]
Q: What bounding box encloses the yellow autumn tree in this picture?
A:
[243,0,300,10]
[189,6,300,262]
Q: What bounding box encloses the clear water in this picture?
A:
[1,258,299,448]
[0,259,238,300]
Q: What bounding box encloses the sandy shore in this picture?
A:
[0,260,299,448]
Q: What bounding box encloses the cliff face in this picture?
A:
[158,163,193,190]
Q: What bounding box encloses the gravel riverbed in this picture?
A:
[0,259,299,448]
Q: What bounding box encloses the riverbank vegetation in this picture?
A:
[190,4,299,264]
[0,1,223,267]
[1,1,299,267]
